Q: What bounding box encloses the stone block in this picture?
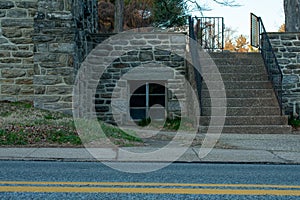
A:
[293,41,300,46]
[1,19,33,28]
[2,28,22,38]
[46,68,73,76]
[130,40,147,46]
[1,85,20,95]
[139,50,154,61]
[286,64,300,69]
[10,38,33,44]
[15,78,33,85]
[1,69,26,78]
[287,46,300,52]
[6,8,27,18]
[49,43,75,53]
[34,53,58,63]
[16,1,37,9]
[34,75,63,85]
[22,29,34,38]
[171,35,186,44]
[19,85,34,95]
[283,75,299,84]
[0,51,10,57]
[63,76,74,85]
[0,78,14,84]
[0,44,17,50]
[33,35,55,42]
[47,12,73,20]
[281,34,297,40]
[34,86,45,94]
[61,96,72,102]
[12,51,33,58]
[0,1,14,9]
[0,10,5,17]
[46,86,73,95]
[34,96,60,103]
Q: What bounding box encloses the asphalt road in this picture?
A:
[0,161,300,199]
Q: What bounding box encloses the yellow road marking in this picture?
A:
[0,181,300,189]
[1,181,300,196]
[0,186,300,196]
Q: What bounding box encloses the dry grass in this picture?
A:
[0,101,143,147]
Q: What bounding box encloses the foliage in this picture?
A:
[278,24,285,32]
[224,34,252,52]
[98,0,239,32]
[138,118,152,127]
[289,116,300,128]
[152,0,186,28]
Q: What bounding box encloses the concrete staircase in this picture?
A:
[199,52,292,134]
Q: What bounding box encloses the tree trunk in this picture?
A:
[114,0,124,33]
[284,0,300,32]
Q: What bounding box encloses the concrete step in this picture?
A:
[200,116,288,126]
[208,52,263,60]
[202,73,269,81]
[202,98,278,107]
[201,65,267,74]
[211,58,264,65]
[199,125,292,134]
[201,89,276,98]
[201,107,282,116]
[202,81,273,90]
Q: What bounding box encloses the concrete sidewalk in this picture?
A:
[0,133,300,164]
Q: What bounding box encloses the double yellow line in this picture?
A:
[0,181,300,196]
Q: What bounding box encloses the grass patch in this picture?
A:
[289,117,300,129]
[138,117,195,131]
[0,101,143,147]
[101,122,143,143]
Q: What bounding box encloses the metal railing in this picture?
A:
[189,16,203,115]
[193,16,224,51]
[250,13,283,115]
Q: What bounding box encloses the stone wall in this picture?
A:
[78,33,188,125]
[268,32,300,114]
[0,0,37,102]
[0,1,190,124]
[33,0,98,114]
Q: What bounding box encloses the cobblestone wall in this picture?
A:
[0,1,190,124]
[33,0,98,114]
[0,0,37,102]
[268,32,300,114]
[78,33,188,124]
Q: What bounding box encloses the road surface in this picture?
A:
[0,161,299,199]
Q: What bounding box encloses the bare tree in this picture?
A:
[114,0,124,32]
[284,0,300,32]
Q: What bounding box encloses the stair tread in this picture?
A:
[198,53,289,134]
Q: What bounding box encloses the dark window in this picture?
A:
[129,81,166,121]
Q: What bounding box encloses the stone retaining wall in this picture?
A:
[78,33,188,124]
[0,0,190,124]
[0,0,37,102]
[268,32,300,115]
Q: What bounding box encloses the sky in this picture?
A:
[190,0,284,39]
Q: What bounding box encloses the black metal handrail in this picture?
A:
[189,16,224,51]
[250,13,283,115]
[189,16,203,115]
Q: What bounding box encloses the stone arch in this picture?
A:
[94,45,187,125]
